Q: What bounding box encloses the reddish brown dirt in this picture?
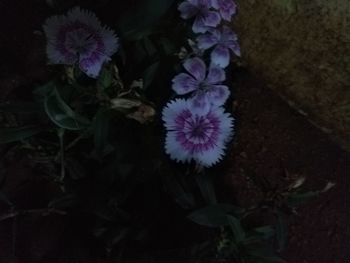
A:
[0,1,350,263]
[227,69,350,263]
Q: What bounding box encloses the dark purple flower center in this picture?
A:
[174,110,220,154]
[199,81,211,91]
[190,117,209,137]
[57,21,105,59]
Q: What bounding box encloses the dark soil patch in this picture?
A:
[227,69,350,263]
[0,1,349,263]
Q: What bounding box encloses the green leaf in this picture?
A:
[48,194,78,209]
[33,81,55,97]
[253,225,275,240]
[163,175,196,209]
[247,244,286,263]
[159,37,177,55]
[248,254,286,263]
[92,109,112,157]
[194,172,217,205]
[0,102,41,113]
[275,212,288,252]
[287,191,319,206]
[188,204,243,227]
[65,157,87,180]
[227,215,245,243]
[98,67,113,90]
[0,191,13,206]
[44,87,90,130]
[117,0,175,40]
[142,61,160,90]
[142,37,158,57]
[0,126,43,144]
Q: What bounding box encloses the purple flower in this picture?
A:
[197,25,240,68]
[172,57,230,114]
[162,99,234,167]
[212,0,237,21]
[178,0,221,33]
[43,7,118,78]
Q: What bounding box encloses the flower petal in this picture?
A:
[188,0,200,5]
[162,99,189,130]
[212,0,237,21]
[212,106,235,143]
[207,85,230,106]
[229,41,241,57]
[79,53,109,78]
[194,141,225,167]
[165,131,192,163]
[66,7,101,31]
[101,27,119,57]
[222,25,237,40]
[192,15,209,33]
[43,15,77,64]
[196,33,218,50]
[172,73,199,95]
[178,2,198,19]
[203,11,221,27]
[206,65,226,84]
[189,91,211,115]
[211,45,230,68]
[183,57,206,81]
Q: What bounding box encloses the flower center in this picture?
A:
[188,116,212,140]
[199,81,211,92]
[65,28,97,55]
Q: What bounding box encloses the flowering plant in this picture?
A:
[0,1,329,262]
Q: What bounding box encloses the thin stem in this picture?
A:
[58,128,65,182]
[0,208,67,222]
[65,130,88,151]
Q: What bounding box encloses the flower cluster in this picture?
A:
[42,4,238,168]
[43,7,119,78]
[163,0,239,167]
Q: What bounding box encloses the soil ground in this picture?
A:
[0,1,350,263]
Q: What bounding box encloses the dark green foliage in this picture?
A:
[44,87,91,130]
[0,126,43,144]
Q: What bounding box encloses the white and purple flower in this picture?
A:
[162,99,234,167]
[212,0,237,21]
[43,7,118,78]
[172,57,230,114]
[197,25,240,68]
[178,0,221,33]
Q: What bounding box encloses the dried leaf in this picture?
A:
[126,104,156,124]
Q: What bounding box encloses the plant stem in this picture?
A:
[58,128,65,182]
[0,208,67,222]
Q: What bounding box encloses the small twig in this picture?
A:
[0,208,67,222]
[12,211,17,255]
[57,128,65,182]
[65,131,88,151]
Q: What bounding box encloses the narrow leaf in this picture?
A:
[44,88,90,130]
[195,172,217,205]
[0,126,42,144]
[188,204,242,227]
[142,61,160,89]
[92,109,112,156]
[275,212,288,251]
[227,215,245,243]
[163,175,196,209]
